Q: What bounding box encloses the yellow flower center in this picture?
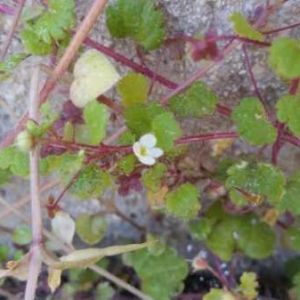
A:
[140,146,148,156]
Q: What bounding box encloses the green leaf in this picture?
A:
[68,268,100,285]
[21,0,75,55]
[11,150,30,178]
[117,72,149,107]
[152,112,182,151]
[0,146,15,169]
[189,218,213,241]
[106,0,165,50]
[0,169,11,186]
[229,12,264,41]
[47,153,83,183]
[13,250,25,261]
[203,289,235,300]
[0,245,9,263]
[292,272,300,296]
[235,214,275,259]
[69,165,110,199]
[21,26,54,56]
[205,216,237,261]
[118,154,137,175]
[169,82,218,118]
[123,246,188,300]
[22,3,44,22]
[142,162,167,192]
[286,228,300,251]
[225,161,285,206]
[276,95,300,137]
[166,183,200,219]
[12,227,32,245]
[0,53,27,81]
[34,0,75,43]
[231,97,276,146]
[125,102,165,137]
[268,37,300,80]
[278,171,300,214]
[213,158,236,183]
[205,211,275,261]
[76,214,107,245]
[202,203,275,261]
[238,272,258,300]
[83,100,108,145]
[97,282,114,300]
[119,131,136,145]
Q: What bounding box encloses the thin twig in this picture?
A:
[242,44,270,117]
[176,132,238,145]
[159,40,240,105]
[0,95,18,119]
[84,36,177,89]
[0,0,26,60]
[24,66,43,300]
[263,21,300,35]
[103,125,127,145]
[0,180,59,220]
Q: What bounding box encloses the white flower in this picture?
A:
[133,133,163,166]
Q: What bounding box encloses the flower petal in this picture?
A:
[139,155,156,166]
[148,147,163,158]
[133,142,142,157]
[139,133,157,148]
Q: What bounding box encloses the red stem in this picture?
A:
[176,132,238,145]
[83,36,177,89]
[85,36,234,118]
[168,34,271,47]
[263,21,300,35]
[242,44,270,117]
[282,133,300,148]
[159,39,240,105]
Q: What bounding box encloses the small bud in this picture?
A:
[16,130,34,152]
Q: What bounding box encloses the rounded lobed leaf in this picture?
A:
[169,82,218,118]
[278,171,300,214]
[166,183,201,219]
[268,37,300,80]
[276,95,300,137]
[229,12,264,41]
[226,161,285,206]
[117,72,149,107]
[231,97,276,146]
[76,214,107,245]
[106,0,165,50]
[123,246,188,300]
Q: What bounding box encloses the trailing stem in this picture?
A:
[0,0,26,60]
[24,67,43,300]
